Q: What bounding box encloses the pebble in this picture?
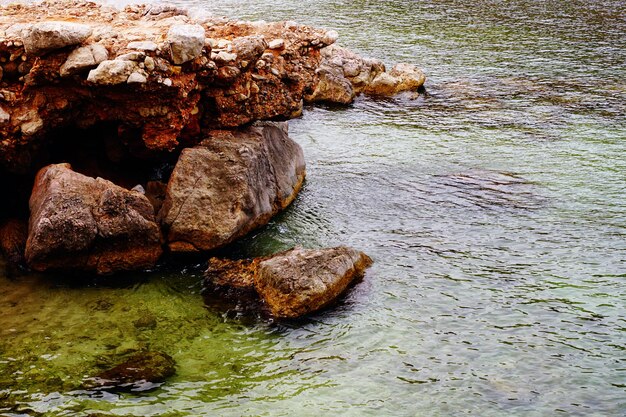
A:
[144,56,155,71]
[127,72,147,84]
[268,39,285,50]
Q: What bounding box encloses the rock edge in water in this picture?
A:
[0,0,426,173]
[205,246,373,318]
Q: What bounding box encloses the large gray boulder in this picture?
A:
[25,163,163,274]
[22,21,92,56]
[159,122,305,252]
[205,246,373,318]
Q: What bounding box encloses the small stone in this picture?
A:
[116,51,145,62]
[216,39,231,49]
[167,24,205,64]
[0,106,9,124]
[255,59,266,69]
[127,72,147,84]
[162,78,172,87]
[215,51,237,65]
[87,60,136,85]
[144,56,155,71]
[127,41,158,52]
[20,114,43,136]
[22,21,93,56]
[322,30,339,45]
[60,44,109,77]
[268,39,284,50]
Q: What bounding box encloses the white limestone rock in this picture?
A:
[60,44,108,77]
[167,24,205,64]
[22,21,92,55]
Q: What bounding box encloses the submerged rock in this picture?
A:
[84,351,175,392]
[25,163,162,274]
[205,246,373,318]
[159,122,305,253]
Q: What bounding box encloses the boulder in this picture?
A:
[167,24,205,64]
[60,44,108,77]
[205,247,373,318]
[159,122,305,252]
[25,163,162,274]
[22,21,92,56]
[364,63,426,96]
[84,351,175,392]
[256,247,372,318]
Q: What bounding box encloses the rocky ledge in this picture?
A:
[0,0,419,316]
[0,0,425,173]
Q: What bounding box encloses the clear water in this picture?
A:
[1,0,625,415]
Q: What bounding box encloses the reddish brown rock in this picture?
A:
[159,122,305,252]
[0,218,28,266]
[25,163,162,274]
[0,1,425,173]
[204,246,373,318]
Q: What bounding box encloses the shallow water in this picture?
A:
[1,0,625,416]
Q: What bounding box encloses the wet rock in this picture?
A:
[205,246,373,318]
[0,218,27,266]
[159,122,305,252]
[364,63,426,96]
[256,247,372,318]
[87,60,136,85]
[167,24,205,64]
[22,21,92,56]
[60,44,108,77]
[25,163,162,274]
[309,65,355,104]
[84,351,175,392]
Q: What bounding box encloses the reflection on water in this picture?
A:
[2,0,626,415]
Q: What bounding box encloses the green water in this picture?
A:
[2,0,625,415]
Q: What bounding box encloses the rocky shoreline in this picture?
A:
[0,0,426,320]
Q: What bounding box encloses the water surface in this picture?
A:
[1,0,625,416]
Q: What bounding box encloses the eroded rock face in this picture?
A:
[306,44,425,103]
[204,246,373,318]
[0,0,425,173]
[159,122,305,252]
[25,163,162,274]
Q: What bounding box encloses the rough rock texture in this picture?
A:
[84,351,175,392]
[256,247,373,318]
[0,0,425,173]
[25,163,162,274]
[205,246,373,318]
[159,122,305,252]
[0,218,27,266]
[306,45,425,103]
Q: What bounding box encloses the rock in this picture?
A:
[268,39,285,50]
[25,163,162,274]
[116,51,145,62]
[0,106,11,124]
[22,21,92,56]
[127,41,158,52]
[0,218,28,266]
[127,72,147,84]
[205,257,257,290]
[159,122,305,252]
[256,247,372,318]
[60,44,108,77]
[308,65,355,104]
[215,51,237,65]
[87,60,136,85]
[143,56,155,71]
[167,24,205,64]
[364,63,426,96]
[84,351,175,392]
[204,246,373,318]
[321,30,339,46]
